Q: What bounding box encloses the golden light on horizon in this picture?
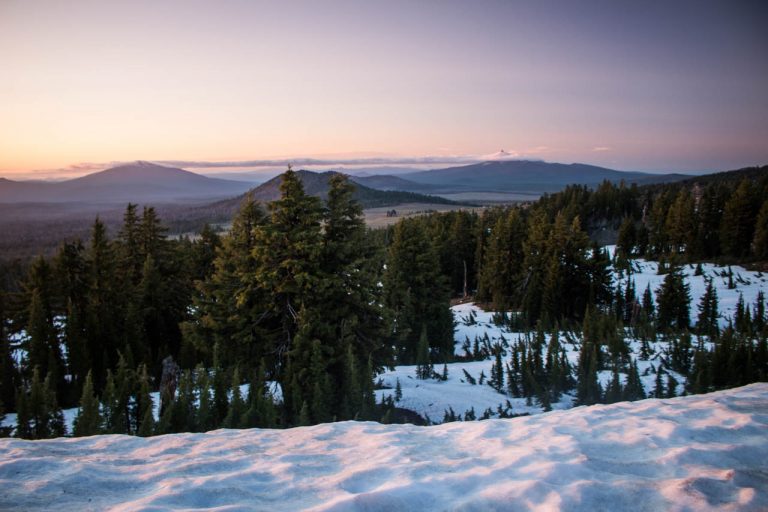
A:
[1,0,766,178]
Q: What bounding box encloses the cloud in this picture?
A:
[157,155,488,169]
[16,161,121,180]
[9,151,552,180]
[592,146,612,152]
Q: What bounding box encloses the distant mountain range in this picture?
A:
[0,161,255,203]
[349,174,440,193]
[0,159,693,205]
[396,160,690,194]
[208,170,456,216]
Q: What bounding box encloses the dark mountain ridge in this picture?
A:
[208,169,458,216]
[0,161,255,204]
[349,174,440,192]
[398,160,689,194]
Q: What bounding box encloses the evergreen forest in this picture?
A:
[1,166,767,439]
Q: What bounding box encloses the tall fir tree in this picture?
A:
[720,179,759,258]
[183,194,268,369]
[415,325,433,380]
[753,199,768,260]
[73,371,102,437]
[384,218,453,363]
[0,291,18,411]
[656,267,691,331]
[696,277,719,337]
[249,169,325,375]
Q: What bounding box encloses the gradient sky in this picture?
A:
[1,0,767,178]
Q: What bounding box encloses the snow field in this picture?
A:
[1,384,766,511]
[617,257,766,329]
[375,253,767,424]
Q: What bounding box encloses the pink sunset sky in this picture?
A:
[1,0,766,179]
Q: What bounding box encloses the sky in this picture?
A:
[1,0,767,179]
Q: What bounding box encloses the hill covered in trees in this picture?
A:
[208,168,458,216]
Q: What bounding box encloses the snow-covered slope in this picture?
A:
[373,254,767,424]
[1,384,766,511]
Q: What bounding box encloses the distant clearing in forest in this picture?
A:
[363,203,483,228]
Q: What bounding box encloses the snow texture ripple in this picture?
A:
[1,384,767,511]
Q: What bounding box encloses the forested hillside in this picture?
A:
[1,166,766,439]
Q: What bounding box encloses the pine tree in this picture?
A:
[642,284,655,320]
[196,366,215,432]
[26,368,47,439]
[693,184,726,258]
[134,254,165,368]
[340,342,363,419]
[754,291,765,334]
[55,240,89,397]
[242,359,277,428]
[137,404,155,437]
[170,370,196,433]
[309,339,332,424]
[735,293,751,335]
[135,364,155,436]
[753,199,768,260]
[211,344,229,426]
[101,370,118,433]
[73,371,102,437]
[360,355,377,421]
[25,368,65,439]
[665,189,695,255]
[656,267,691,331]
[117,203,144,286]
[101,354,132,435]
[415,326,433,380]
[298,401,311,426]
[0,401,8,438]
[623,360,646,401]
[320,173,388,396]
[653,367,665,398]
[616,217,637,260]
[183,194,267,369]
[604,366,623,404]
[665,374,679,398]
[721,179,759,258]
[478,209,525,309]
[696,277,719,337]
[46,373,66,438]
[189,224,222,281]
[576,343,601,405]
[489,344,504,392]
[385,218,454,363]
[25,288,62,388]
[13,386,30,439]
[0,292,18,412]
[223,368,245,428]
[249,169,325,369]
[84,217,120,390]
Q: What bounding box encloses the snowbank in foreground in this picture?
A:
[2,384,767,511]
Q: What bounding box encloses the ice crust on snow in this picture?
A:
[1,384,766,511]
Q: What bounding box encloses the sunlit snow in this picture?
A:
[1,385,766,511]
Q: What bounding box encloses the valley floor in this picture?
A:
[1,384,766,511]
